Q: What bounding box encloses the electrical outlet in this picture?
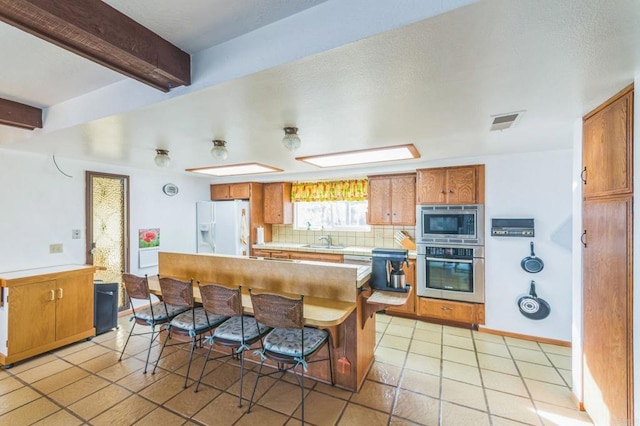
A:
[72,229,81,239]
[50,243,63,254]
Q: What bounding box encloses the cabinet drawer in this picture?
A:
[289,251,343,263]
[417,297,485,324]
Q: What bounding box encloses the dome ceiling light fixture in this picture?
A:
[211,139,228,160]
[154,149,171,167]
[282,127,301,152]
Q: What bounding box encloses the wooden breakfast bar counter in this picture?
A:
[156,252,408,392]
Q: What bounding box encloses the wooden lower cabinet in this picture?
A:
[416,297,485,325]
[0,265,96,366]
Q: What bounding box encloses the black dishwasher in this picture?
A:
[94,281,119,335]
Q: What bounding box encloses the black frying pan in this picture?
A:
[521,241,544,273]
[517,281,550,320]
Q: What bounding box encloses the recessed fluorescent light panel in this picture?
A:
[296,144,420,168]
[186,162,283,177]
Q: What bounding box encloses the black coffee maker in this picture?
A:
[371,248,410,293]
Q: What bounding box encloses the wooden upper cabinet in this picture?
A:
[264,182,293,224]
[583,86,633,199]
[368,173,416,225]
[210,183,251,200]
[417,165,484,204]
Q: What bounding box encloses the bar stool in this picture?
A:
[246,290,334,424]
[193,283,271,406]
[151,276,228,388]
[119,273,189,373]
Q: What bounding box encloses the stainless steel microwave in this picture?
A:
[416,204,484,245]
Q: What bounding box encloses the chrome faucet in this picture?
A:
[318,235,332,247]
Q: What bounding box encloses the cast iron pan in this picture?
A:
[521,241,544,273]
[517,281,550,320]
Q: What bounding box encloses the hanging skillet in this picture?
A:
[521,241,544,273]
[517,281,550,320]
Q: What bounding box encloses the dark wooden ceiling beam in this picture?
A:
[0,0,191,92]
[0,98,43,130]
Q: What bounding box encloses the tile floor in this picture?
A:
[0,314,593,425]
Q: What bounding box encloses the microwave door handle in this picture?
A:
[425,257,473,264]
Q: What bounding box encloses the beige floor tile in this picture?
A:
[257,379,308,415]
[0,397,59,424]
[558,369,572,387]
[510,346,552,366]
[90,394,156,426]
[393,389,440,425]
[31,366,88,395]
[138,373,188,404]
[441,378,486,411]
[547,353,572,370]
[477,353,519,375]
[376,313,392,324]
[474,340,511,358]
[415,321,442,332]
[443,326,472,338]
[473,331,506,344]
[164,384,222,417]
[79,351,121,373]
[443,334,474,350]
[6,354,57,374]
[481,369,528,397]
[441,401,491,426]
[405,353,441,376]
[539,343,571,357]
[486,389,542,426]
[31,409,84,426]
[535,401,594,426]
[153,348,192,373]
[368,361,403,386]
[338,403,389,425]
[291,390,347,426]
[67,384,132,421]
[135,407,187,425]
[62,344,112,365]
[375,346,407,367]
[48,374,111,406]
[376,321,389,333]
[0,376,24,396]
[389,317,416,328]
[376,332,383,344]
[350,380,396,413]
[53,340,97,358]
[380,334,412,351]
[96,355,147,381]
[505,337,541,351]
[192,392,246,425]
[226,368,277,403]
[491,415,532,426]
[315,382,353,400]
[386,324,415,338]
[516,361,565,385]
[199,361,242,390]
[442,346,477,367]
[116,368,170,393]
[13,358,72,383]
[412,329,442,344]
[389,416,423,425]
[399,370,440,398]
[0,386,44,415]
[409,340,441,358]
[237,404,290,425]
[442,361,481,386]
[524,378,575,409]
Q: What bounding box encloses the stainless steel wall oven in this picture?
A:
[416,244,485,303]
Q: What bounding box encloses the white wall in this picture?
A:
[0,150,210,275]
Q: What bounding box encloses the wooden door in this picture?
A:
[447,166,477,204]
[583,89,633,198]
[8,281,56,354]
[417,168,446,204]
[55,275,94,341]
[583,196,632,425]
[368,177,391,224]
[390,175,416,225]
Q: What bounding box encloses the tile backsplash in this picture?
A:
[271,225,416,249]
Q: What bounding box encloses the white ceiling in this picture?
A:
[1,0,639,181]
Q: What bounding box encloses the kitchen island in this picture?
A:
[156,252,407,391]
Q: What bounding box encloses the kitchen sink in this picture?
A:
[301,244,346,250]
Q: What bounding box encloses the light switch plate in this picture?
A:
[72,229,81,239]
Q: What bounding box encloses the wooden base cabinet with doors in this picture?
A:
[0,265,96,367]
[416,165,484,205]
[368,173,416,225]
[582,84,633,425]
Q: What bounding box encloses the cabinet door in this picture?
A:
[8,281,56,354]
[264,183,292,224]
[211,185,230,200]
[446,167,477,204]
[583,90,633,198]
[391,175,416,225]
[386,260,416,314]
[417,169,447,204]
[368,178,392,224]
[583,196,632,424]
[55,275,94,340]
[229,183,251,199]
[417,297,484,324]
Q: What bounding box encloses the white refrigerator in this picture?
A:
[196,200,250,256]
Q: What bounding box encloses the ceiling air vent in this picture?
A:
[489,111,524,131]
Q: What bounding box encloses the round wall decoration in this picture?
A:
[162,183,179,196]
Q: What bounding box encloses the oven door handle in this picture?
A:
[425,257,473,264]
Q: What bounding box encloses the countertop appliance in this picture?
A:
[371,248,410,293]
[416,204,484,245]
[196,200,250,256]
[416,244,485,303]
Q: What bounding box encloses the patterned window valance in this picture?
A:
[291,179,368,202]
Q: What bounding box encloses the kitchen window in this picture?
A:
[294,201,370,231]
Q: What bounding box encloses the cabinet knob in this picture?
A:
[449,190,453,194]
[581,167,587,185]
[440,190,446,194]
[581,230,587,248]
[57,288,63,299]
[49,290,55,301]
[441,306,453,311]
